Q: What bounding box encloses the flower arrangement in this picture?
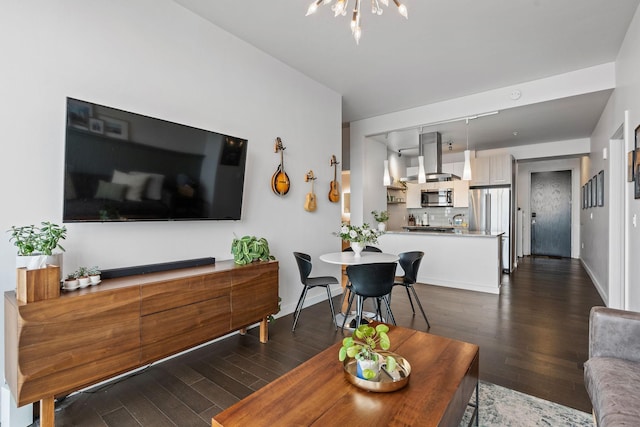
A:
[335,223,382,244]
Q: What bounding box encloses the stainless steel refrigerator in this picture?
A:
[469,187,512,272]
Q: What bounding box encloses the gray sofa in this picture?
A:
[584,306,640,425]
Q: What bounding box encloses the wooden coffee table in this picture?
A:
[212,326,479,426]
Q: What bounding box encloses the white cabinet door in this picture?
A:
[405,183,421,208]
[491,155,512,185]
[471,157,491,186]
[453,180,469,207]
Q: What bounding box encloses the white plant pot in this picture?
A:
[356,358,380,380]
[89,274,101,285]
[377,222,387,232]
[351,242,364,257]
[78,277,90,288]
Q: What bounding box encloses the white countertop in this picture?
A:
[386,229,504,238]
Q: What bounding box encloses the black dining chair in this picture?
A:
[341,262,397,331]
[393,251,430,328]
[342,245,382,253]
[292,252,338,332]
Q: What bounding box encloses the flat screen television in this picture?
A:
[63,98,248,222]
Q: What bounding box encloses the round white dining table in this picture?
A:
[319,251,399,265]
[320,251,399,329]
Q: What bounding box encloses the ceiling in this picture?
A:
[173,0,639,154]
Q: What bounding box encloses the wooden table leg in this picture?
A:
[40,396,55,427]
[259,317,268,343]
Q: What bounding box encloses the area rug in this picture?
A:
[459,381,593,426]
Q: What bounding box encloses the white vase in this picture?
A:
[377,222,386,232]
[351,242,364,257]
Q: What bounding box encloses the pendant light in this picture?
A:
[417,128,426,184]
[383,159,391,186]
[462,118,472,181]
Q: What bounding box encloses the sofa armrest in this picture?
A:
[590,306,640,362]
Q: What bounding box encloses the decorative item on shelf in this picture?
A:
[329,154,340,202]
[231,235,276,265]
[305,0,408,44]
[271,137,290,196]
[63,273,79,291]
[88,266,101,285]
[17,265,60,303]
[339,324,410,391]
[371,210,389,232]
[334,223,383,257]
[304,170,318,212]
[75,266,90,288]
[8,221,67,282]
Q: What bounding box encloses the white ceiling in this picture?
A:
[173,0,639,154]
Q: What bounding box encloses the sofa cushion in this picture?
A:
[584,357,640,425]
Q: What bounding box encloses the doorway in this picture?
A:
[530,170,572,257]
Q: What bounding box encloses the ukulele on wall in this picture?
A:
[271,137,290,196]
[328,155,340,203]
[304,170,317,212]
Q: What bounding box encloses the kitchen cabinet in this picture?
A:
[453,180,469,207]
[490,154,512,184]
[471,154,512,186]
[442,161,465,178]
[406,182,422,208]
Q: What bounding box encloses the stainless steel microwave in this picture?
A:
[421,189,453,207]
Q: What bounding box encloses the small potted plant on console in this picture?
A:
[88,266,101,285]
[75,266,90,288]
[63,273,79,291]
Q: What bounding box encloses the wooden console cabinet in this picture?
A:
[4,260,278,426]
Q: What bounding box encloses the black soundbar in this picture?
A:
[101,257,216,279]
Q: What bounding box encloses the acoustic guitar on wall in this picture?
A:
[328,155,340,203]
[271,137,290,196]
[304,170,317,212]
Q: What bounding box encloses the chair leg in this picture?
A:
[405,286,416,314]
[325,286,337,330]
[409,285,430,328]
[354,296,364,330]
[382,295,396,326]
[292,286,309,332]
[341,290,355,331]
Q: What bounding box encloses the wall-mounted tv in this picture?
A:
[63,98,248,222]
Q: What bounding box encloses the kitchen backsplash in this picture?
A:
[406,207,469,227]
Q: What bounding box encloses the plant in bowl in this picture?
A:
[231,235,276,265]
[88,266,101,284]
[339,324,397,380]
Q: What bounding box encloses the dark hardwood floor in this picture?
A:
[42,256,603,426]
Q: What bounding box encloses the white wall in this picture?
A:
[588,3,640,310]
[0,0,342,406]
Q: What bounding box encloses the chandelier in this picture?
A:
[306,0,408,44]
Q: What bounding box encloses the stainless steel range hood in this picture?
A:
[401,132,460,182]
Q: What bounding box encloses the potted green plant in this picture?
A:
[371,210,389,232]
[88,266,101,285]
[8,221,67,277]
[231,235,276,265]
[63,273,79,290]
[339,324,397,380]
[75,266,90,288]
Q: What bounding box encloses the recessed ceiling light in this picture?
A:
[513,131,518,136]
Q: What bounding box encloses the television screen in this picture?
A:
[63,98,248,222]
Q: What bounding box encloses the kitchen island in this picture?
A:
[378,229,503,294]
